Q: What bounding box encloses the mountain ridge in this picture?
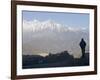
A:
[23,19,87,32]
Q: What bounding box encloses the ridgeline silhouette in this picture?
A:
[23,50,89,69]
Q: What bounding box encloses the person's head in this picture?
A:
[81,38,84,41]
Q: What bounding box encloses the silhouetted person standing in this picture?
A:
[79,38,86,58]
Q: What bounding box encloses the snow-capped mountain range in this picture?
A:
[23,19,87,33]
[22,19,89,58]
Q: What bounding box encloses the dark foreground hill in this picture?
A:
[22,51,89,69]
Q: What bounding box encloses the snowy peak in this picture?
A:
[23,19,87,32]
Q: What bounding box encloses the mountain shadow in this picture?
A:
[22,51,89,69]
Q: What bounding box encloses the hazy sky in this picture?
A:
[22,10,89,28]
